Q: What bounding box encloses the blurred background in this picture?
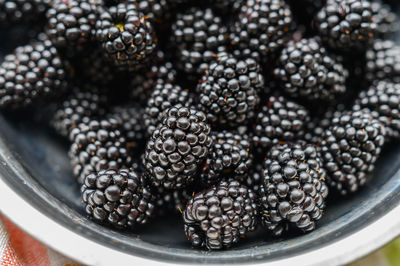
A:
[352,238,400,266]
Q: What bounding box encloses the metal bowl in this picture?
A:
[1,29,400,266]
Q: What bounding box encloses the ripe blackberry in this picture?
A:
[81,169,155,228]
[274,38,348,101]
[0,0,50,25]
[315,0,378,51]
[252,95,310,152]
[69,117,134,184]
[353,81,400,139]
[0,38,68,109]
[183,179,257,250]
[229,0,293,63]
[259,142,328,236]
[51,88,108,138]
[95,2,157,71]
[365,40,400,83]
[171,7,227,79]
[46,0,101,48]
[143,80,191,136]
[143,106,213,189]
[197,53,262,127]
[320,109,386,195]
[201,131,252,185]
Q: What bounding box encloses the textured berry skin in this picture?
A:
[171,7,227,78]
[229,0,293,63]
[320,109,386,195]
[274,38,348,101]
[197,53,262,127]
[81,169,155,228]
[354,81,400,140]
[252,95,310,152]
[315,0,378,51]
[0,0,50,25]
[0,38,68,109]
[365,40,400,83]
[183,179,257,250]
[46,0,101,48]
[69,117,134,184]
[201,131,252,185]
[95,2,156,71]
[259,142,328,236]
[143,106,213,189]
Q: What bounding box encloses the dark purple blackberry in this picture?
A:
[69,117,134,184]
[197,53,262,127]
[252,95,310,152]
[372,2,399,39]
[353,81,400,139]
[365,40,400,83]
[201,131,252,185]
[171,7,227,79]
[143,80,191,136]
[183,179,257,250]
[0,38,69,109]
[51,88,108,138]
[315,0,378,51]
[81,169,155,228]
[0,0,50,25]
[95,2,157,71]
[143,106,213,189]
[45,0,101,48]
[259,142,328,236]
[320,109,386,195]
[229,0,293,63]
[274,37,348,101]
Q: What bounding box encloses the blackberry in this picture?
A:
[201,131,252,185]
[197,53,262,127]
[0,38,68,109]
[69,117,134,184]
[243,161,263,193]
[81,169,155,228]
[0,0,50,25]
[51,87,108,138]
[153,185,195,216]
[171,7,227,79]
[229,0,293,63]
[320,109,386,194]
[95,2,157,71]
[372,2,399,39]
[46,0,101,48]
[252,95,310,152]
[143,80,191,136]
[365,40,400,83]
[143,106,213,189]
[183,179,257,250]
[353,81,400,139]
[315,0,378,51]
[259,142,328,236]
[273,37,348,101]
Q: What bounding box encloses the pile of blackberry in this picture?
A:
[1,0,399,252]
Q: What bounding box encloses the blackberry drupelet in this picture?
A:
[183,179,257,250]
[171,7,227,79]
[365,40,400,83]
[0,0,50,25]
[46,0,101,48]
[315,0,378,51]
[143,106,213,189]
[81,169,155,228]
[197,53,263,127]
[259,142,328,236]
[143,80,191,136]
[229,0,293,63]
[95,2,157,71]
[320,109,386,195]
[353,81,400,139]
[0,38,68,109]
[51,88,108,138]
[201,131,252,185]
[273,37,348,101]
[252,95,310,152]
[69,117,134,184]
